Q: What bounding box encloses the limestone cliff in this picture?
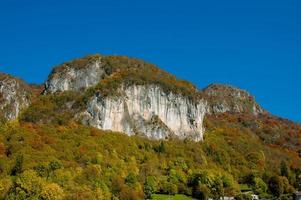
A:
[0,73,32,120]
[43,55,206,141]
[81,84,206,141]
[44,55,105,93]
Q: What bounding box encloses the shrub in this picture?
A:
[268,176,284,197]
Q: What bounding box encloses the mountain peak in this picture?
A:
[202,83,265,115]
[44,54,197,96]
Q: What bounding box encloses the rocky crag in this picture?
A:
[0,73,32,120]
[1,54,265,141]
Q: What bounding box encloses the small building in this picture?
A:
[294,191,301,200]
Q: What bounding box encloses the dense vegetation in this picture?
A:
[1,111,301,199]
[19,92,82,125]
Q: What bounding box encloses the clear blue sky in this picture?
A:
[0,0,300,122]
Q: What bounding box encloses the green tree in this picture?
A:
[280,161,289,178]
[48,160,62,172]
[144,176,157,198]
[161,181,178,195]
[253,177,267,195]
[155,141,166,154]
[125,172,138,187]
[195,184,210,200]
[34,164,48,177]
[268,175,284,197]
[11,154,23,176]
[211,176,224,200]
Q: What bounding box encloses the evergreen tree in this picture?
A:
[11,154,23,176]
[280,161,289,178]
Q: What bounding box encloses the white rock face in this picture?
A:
[45,59,105,93]
[82,85,207,141]
[0,76,31,120]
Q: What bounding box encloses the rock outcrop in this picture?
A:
[44,54,150,93]
[202,84,264,115]
[0,73,32,120]
[44,55,105,93]
[81,84,207,141]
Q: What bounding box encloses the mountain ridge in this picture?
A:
[1,54,301,199]
[0,54,291,140]
[0,54,270,142]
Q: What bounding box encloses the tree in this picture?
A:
[194,184,210,200]
[34,161,62,180]
[253,177,267,195]
[119,186,144,200]
[268,176,284,197]
[161,181,178,195]
[155,141,166,154]
[189,170,224,200]
[144,176,157,198]
[41,183,64,200]
[211,176,224,200]
[280,161,289,178]
[0,177,12,199]
[125,172,137,187]
[280,176,294,194]
[48,160,62,172]
[11,154,23,176]
[34,164,48,177]
[13,170,44,199]
[111,177,124,196]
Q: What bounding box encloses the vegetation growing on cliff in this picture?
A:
[19,91,82,125]
[202,84,263,115]
[49,54,198,100]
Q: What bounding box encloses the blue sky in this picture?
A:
[0,0,300,122]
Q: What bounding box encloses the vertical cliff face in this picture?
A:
[44,58,106,93]
[0,73,32,120]
[81,85,206,141]
[202,84,265,115]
